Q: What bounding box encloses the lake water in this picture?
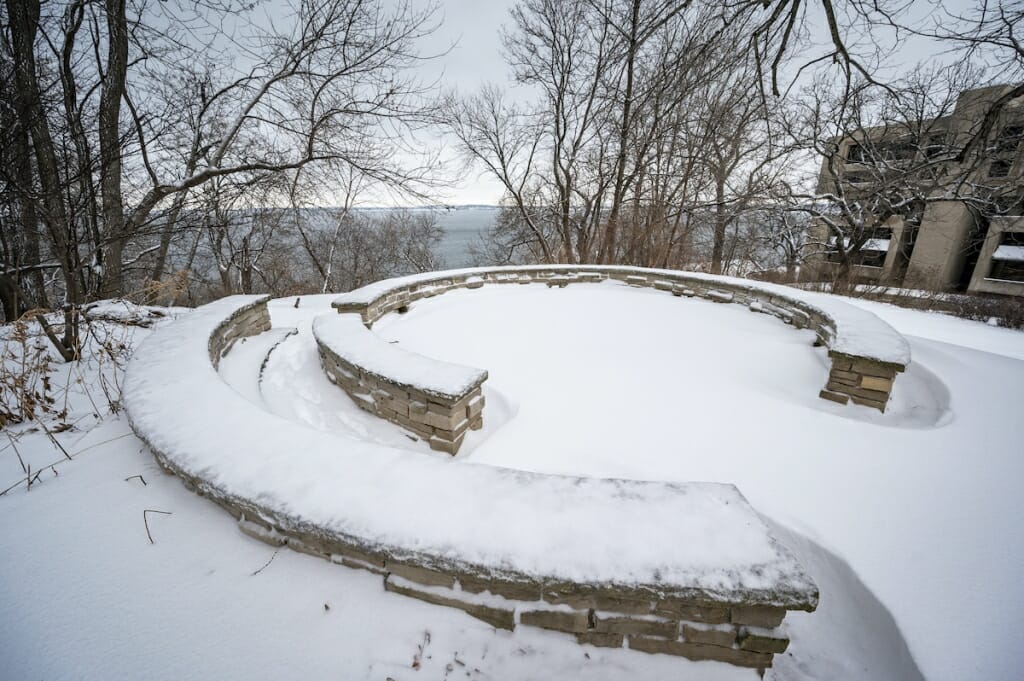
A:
[434,207,499,267]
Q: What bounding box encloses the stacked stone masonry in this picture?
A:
[326,267,906,421]
[231,495,798,674]
[820,352,903,411]
[317,340,484,455]
[165,295,821,673]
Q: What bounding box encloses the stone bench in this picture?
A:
[331,266,911,413]
[122,295,820,674]
[313,314,486,454]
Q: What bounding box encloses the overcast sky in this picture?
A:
[410,0,518,206]
[374,0,984,206]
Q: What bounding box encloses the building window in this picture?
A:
[995,125,1024,154]
[825,230,891,268]
[924,134,947,158]
[991,195,1024,216]
[842,171,871,185]
[845,143,865,163]
[989,232,1024,282]
[881,140,917,162]
[989,159,1012,178]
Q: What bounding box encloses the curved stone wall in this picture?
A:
[313,314,486,454]
[328,266,910,415]
[123,293,821,673]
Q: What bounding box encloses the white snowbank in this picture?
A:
[331,266,911,367]
[83,299,189,326]
[312,313,486,400]
[122,295,817,604]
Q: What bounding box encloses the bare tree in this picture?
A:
[0,0,441,314]
[784,63,997,289]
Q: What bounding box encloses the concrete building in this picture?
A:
[809,85,1024,296]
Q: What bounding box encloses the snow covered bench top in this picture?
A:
[332,266,911,412]
[123,295,818,611]
[332,266,911,367]
[312,314,486,401]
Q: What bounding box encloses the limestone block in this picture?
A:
[347,391,375,412]
[592,594,654,616]
[458,575,542,602]
[286,536,329,559]
[419,408,468,432]
[594,614,677,638]
[850,358,900,378]
[387,561,456,588]
[330,544,386,570]
[542,584,596,609]
[520,608,591,633]
[730,605,786,628]
[576,632,624,648]
[467,394,485,420]
[682,623,737,648]
[238,518,285,546]
[428,434,464,455]
[850,395,887,412]
[826,381,888,403]
[739,630,790,654]
[391,412,434,439]
[818,389,850,405]
[384,577,514,630]
[860,375,893,392]
[654,601,730,625]
[628,637,773,668]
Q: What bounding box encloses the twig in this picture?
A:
[70,432,133,456]
[34,312,75,362]
[6,431,27,475]
[125,474,147,486]
[39,421,72,460]
[251,547,281,576]
[143,509,172,544]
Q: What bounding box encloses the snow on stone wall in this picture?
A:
[123,292,821,674]
[331,266,910,412]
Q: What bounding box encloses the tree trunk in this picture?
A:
[599,0,640,265]
[0,273,20,321]
[710,176,727,274]
[98,0,129,298]
[6,0,81,305]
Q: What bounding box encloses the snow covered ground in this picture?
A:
[2,282,1022,680]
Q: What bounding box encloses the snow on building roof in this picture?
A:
[992,244,1024,262]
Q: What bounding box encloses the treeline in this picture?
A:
[2,0,1021,322]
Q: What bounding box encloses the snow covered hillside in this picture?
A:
[2,285,1022,680]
